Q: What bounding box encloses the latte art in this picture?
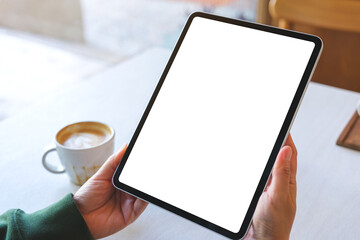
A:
[63,131,108,149]
[57,122,113,149]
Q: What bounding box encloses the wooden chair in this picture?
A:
[269,0,360,92]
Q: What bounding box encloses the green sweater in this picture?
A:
[0,194,93,240]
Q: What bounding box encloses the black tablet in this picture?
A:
[113,12,322,239]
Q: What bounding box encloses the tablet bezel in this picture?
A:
[113,12,322,239]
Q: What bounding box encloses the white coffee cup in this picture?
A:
[42,121,115,185]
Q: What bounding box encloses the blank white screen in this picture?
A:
[119,17,314,233]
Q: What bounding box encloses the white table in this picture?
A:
[0,48,359,239]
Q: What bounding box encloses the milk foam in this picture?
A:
[63,132,106,149]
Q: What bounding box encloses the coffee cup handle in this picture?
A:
[42,144,66,173]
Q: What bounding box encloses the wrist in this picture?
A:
[73,193,86,215]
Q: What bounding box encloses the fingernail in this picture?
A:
[285,147,292,161]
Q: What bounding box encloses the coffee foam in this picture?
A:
[57,122,112,149]
[62,130,107,149]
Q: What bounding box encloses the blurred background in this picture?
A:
[0,0,359,122]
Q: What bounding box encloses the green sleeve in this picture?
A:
[0,194,93,240]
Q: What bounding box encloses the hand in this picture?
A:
[74,144,148,239]
[245,134,297,240]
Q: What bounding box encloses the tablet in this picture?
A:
[113,12,322,239]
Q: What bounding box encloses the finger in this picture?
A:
[109,144,128,172]
[268,146,292,197]
[264,174,272,192]
[288,153,297,201]
[133,198,148,218]
[284,133,295,149]
[120,193,148,224]
[94,143,128,180]
[284,134,297,186]
[285,134,298,200]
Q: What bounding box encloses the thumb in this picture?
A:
[94,143,128,180]
[268,146,292,197]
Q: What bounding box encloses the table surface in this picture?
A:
[1,48,359,240]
